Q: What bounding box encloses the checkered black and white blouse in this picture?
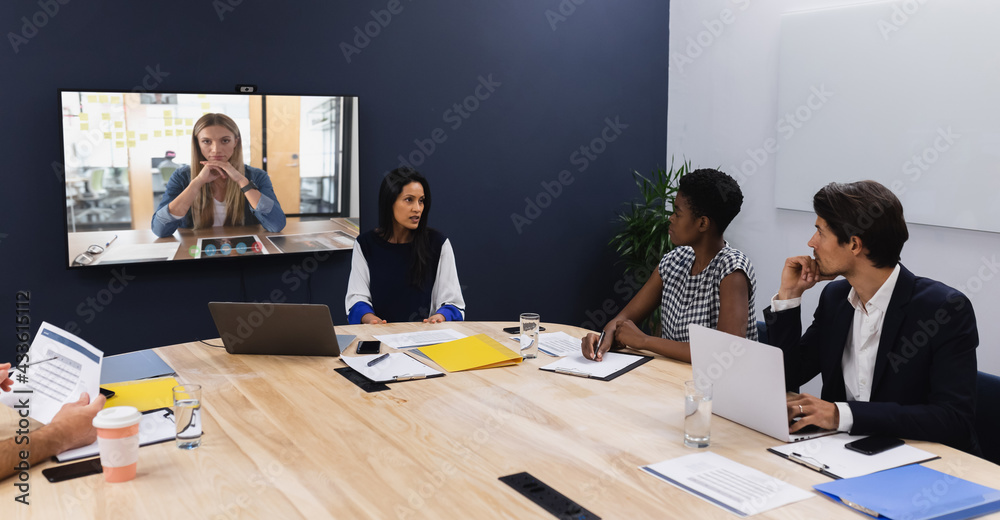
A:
[658,244,758,342]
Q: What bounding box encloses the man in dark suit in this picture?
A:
[765,180,979,454]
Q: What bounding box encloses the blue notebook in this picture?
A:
[815,464,1000,520]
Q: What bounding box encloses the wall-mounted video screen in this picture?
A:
[60,90,360,268]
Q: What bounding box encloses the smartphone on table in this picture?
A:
[42,458,103,482]
[356,340,381,355]
[845,435,904,455]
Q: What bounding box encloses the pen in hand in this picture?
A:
[367,353,390,367]
[593,330,606,360]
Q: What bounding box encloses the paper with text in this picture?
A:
[2,322,103,424]
[641,452,813,517]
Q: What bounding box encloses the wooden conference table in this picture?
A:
[4,322,999,519]
[66,216,359,266]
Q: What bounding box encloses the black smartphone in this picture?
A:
[99,387,115,399]
[502,326,546,334]
[356,340,381,355]
[42,458,103,483]
[845,435,904,455]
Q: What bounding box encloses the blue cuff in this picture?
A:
[348,302,374,325]
[435,305,463,322]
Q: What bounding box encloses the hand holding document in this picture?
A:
[641,452,813,517]
[1,322,103,423]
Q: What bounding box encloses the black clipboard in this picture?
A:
[540,354,653,381]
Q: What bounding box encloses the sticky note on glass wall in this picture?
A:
[154,130,162,138]
[185,118,193,126]
[114,121,123,129]
[127,140,136,147]
[164,110,173,118]
[80,123,89,130]
[140,133,148,141]
[127,131,135,138]
[87,95,98,103]
[79,113,89,121]
[197,94,206,98]
[173,118,182,126]
[165,129,174,136]
[101,113,110,120]
[115,142,124,148]
[103,132,111,140]
[115,132,124,139]
[98,95,108,103]
[201,102,210,110]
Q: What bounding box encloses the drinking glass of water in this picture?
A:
[684,380,712,448]
[172,384,202,449]
[519,313,540,359]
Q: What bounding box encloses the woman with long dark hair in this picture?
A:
[345,167,465,324]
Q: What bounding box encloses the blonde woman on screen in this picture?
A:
[151,113,285,237]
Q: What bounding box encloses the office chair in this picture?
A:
[975,371,1000,464]
[73,168,114,223]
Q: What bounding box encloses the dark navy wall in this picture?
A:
[0,0,669,355]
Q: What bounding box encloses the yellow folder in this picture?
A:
[416,334,522,372]
[102,376,179,412]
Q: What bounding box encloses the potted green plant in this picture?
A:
[609,158,691,333]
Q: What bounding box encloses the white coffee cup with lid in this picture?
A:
[92,406,142,482]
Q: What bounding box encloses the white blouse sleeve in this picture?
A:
[345,241,373,315]
[430,239,466,318]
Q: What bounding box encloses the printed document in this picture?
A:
[2,322,103,423]
[510,332,582,356]
[641,452,813,517]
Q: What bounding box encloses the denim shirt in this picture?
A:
[151,165,286,238]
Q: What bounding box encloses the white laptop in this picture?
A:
[689,324,837,443]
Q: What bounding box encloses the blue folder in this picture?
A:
[814,464,1000,520]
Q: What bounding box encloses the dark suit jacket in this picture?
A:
[763,264,980,454]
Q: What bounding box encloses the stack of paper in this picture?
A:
[416,334,522,372]
[641,452,813,516]
[373,329,467,349]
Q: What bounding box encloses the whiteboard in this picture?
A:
[774,0,1000,233]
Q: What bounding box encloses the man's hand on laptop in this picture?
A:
[787,393,839,432]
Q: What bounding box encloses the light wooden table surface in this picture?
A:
[3,321,998,519]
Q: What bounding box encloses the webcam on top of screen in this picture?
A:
[236,85,257,93]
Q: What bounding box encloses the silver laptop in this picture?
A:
[689,324,836,443]
[208,302,342,356]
